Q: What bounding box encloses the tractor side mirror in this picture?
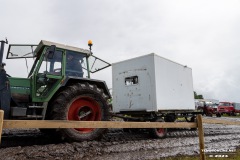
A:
[47,45,56,59]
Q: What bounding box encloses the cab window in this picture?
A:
[38,50,63,75]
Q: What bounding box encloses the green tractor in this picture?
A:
[0,39,111,141]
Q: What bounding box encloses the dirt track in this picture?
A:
[0,117,239,160]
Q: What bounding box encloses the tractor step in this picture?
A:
[11,107,27,117]
[28,106,44,109]
[26,115,43,118]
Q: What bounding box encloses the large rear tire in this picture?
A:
[50,82,110,142]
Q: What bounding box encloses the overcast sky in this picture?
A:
[1,0,240,102]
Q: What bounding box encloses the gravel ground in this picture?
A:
[0,117,239,160]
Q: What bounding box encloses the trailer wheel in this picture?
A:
[185,116,197,130]
[185,116,196,122]
[50,83,110,142]
[165,114,176,122]
[150,118,167,138]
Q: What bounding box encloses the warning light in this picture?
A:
[88,40,93,47]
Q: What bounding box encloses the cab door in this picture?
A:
[32,47,65,102]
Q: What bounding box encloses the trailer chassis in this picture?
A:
[113,110,203,122]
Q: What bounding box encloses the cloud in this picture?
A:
[1,0,240,102]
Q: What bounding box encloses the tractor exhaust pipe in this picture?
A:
[0,39,8,68]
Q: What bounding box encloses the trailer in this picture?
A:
[112,53,201,138]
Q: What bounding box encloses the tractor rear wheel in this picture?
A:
[50,82,110,142]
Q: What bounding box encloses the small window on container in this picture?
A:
[125,76,138,86]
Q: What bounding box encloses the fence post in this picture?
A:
[0,110,4,144]
[197,114,205,160]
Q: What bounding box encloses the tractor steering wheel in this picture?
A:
[53,68,61,73]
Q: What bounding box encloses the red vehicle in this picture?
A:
[233,102,240,115]
[202,104,221,117]
[218,102,235,116]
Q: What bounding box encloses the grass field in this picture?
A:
[222,114,240,118]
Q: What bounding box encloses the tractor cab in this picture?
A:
[7,40,110,77]
[4,40,111,119]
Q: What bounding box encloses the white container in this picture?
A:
[112,53,195,113]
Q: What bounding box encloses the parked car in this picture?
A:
[218,102,235,116]
[195,99,221,117]
[232,102,240,115]
[203,104,221,117]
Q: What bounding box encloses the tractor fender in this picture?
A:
[60,76,111,99]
